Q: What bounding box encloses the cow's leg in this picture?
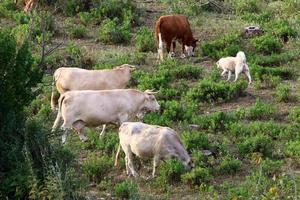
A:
[125,149,138,177]
[73,121,88,142]
[99,124,106,137]
[221,70,227,77]
[166,41,173,59]
[125,156,130,175]
[244,69,252,84]
[152,155,160,178]
[170,41,176,57]
[61,129,71,144]
[157,33,164,61]
[227,70,232,81]
[181,43,186,58]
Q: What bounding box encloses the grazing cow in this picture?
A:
[114,122,193,178]
[216,51,252,84]
[50,64,135,110]
[52,89,160,144]
[155,14,198,60]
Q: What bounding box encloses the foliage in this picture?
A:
[135,26,156,52]
[201,33,242,59]
[251,65,295,81]
[218,157,242,175]
[82,153,113,183]
[186,79,248,103]
[157,159,186,185]
[275,84,291,102]
[98,18,131,44]
[59,0,88,16]
[260,158,283,177]
[247,99,276,120]
[181,167,212,186]
[237,134,274,157]
[232,0,262,15]
[251,34,283,55]
[114,180,138,199]
[67,24,87,39]
[182,131,210,152]
[288,107,300,123]
[254,74,282,90]
[284,141,300,157]
[13,11,30,24]
[248,51,299,67]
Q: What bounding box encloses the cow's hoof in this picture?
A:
[180,54,186,59]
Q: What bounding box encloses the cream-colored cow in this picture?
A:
[52,89,160,144]
[115,122,192,178]
[51,64,135,110]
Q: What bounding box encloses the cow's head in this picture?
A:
[185,38,199,57]
[143,90,160,112]
[115,64,136,72]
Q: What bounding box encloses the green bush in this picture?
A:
[78,11,93,26]
[191,151,205,167]
[82,154,113,183]
[233,0,261,15]
[114,180,138,199]
[247,99,276,120]
[248,51,299,67]
[237,134,274,157]
[218,157,242,175]
[13,12,30,25]
[254,75,282,90]
[60,0,87,16]
[181,167,212,186]
[288,107,300,123]
[284,141,300,157]
[186,79,248,103]
[135,26,156,52]
[251,34,283,55]
[251,65,295,81]
[157,159,186,185]
[201,33,242,59]
[182,131,210,152]
[67,25,87,39]
[98,18,131,44]
[260,158,283,177]
[275,84,291,102]
[270,20,298,42]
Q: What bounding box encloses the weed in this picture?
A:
[218,157,242,175]
[114,180,138,199]
[247,99,276,120]
[251,34,283,54]
[181,167,212,186]
[157,159,186,185]
[288,107,300,123]
[182,131,210,152]
[135,26,156,52]
[275,84,291,102]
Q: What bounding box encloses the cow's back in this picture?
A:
[156,15,192,41]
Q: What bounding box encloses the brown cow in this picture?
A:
[155,14,198,60]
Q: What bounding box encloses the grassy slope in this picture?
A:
[2,1,299,199]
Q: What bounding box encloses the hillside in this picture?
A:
[0,0,299,199]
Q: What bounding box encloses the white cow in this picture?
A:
[115,122,193,178]
[50,64,135,110]
[216,51,252,84]
[52,89,160,144]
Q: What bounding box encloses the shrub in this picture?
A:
[157,159,186,185]
[288,107,300,123]
[284,141,300,157]
[275,84,291,102]
[182,131,210,152]
[78,11,93,26]
[251,34,283,55]
[248,51,299,67]
[237,134,274,157]
[186,79,248,103]
[135,27,156,52]
[270,20,298,42]
[233,0,261,15]
[181,167,212,186]
[60,0,87,16]
[247,99,276,120]
[13,12,30,24]
[114,180,138,199]
[218,157,242,175]
[98,18,131,44]
[201,33,242,59]
[82,154,113,183]
[260,159,283,177]
[195,111,236,133]
[191,151,205,167]
[67,25,87,39]
[254,75,282,90]
[11,24,30,46]
[251,65,295,80]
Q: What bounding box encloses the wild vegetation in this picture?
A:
[0,0,299,199]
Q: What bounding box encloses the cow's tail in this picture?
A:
[51,93,65,132]
[114,144,121,167]
[237,51,246,64]
[50,70,60,111]
[155,17,164,60]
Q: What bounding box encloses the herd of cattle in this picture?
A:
[50,14,252,177]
